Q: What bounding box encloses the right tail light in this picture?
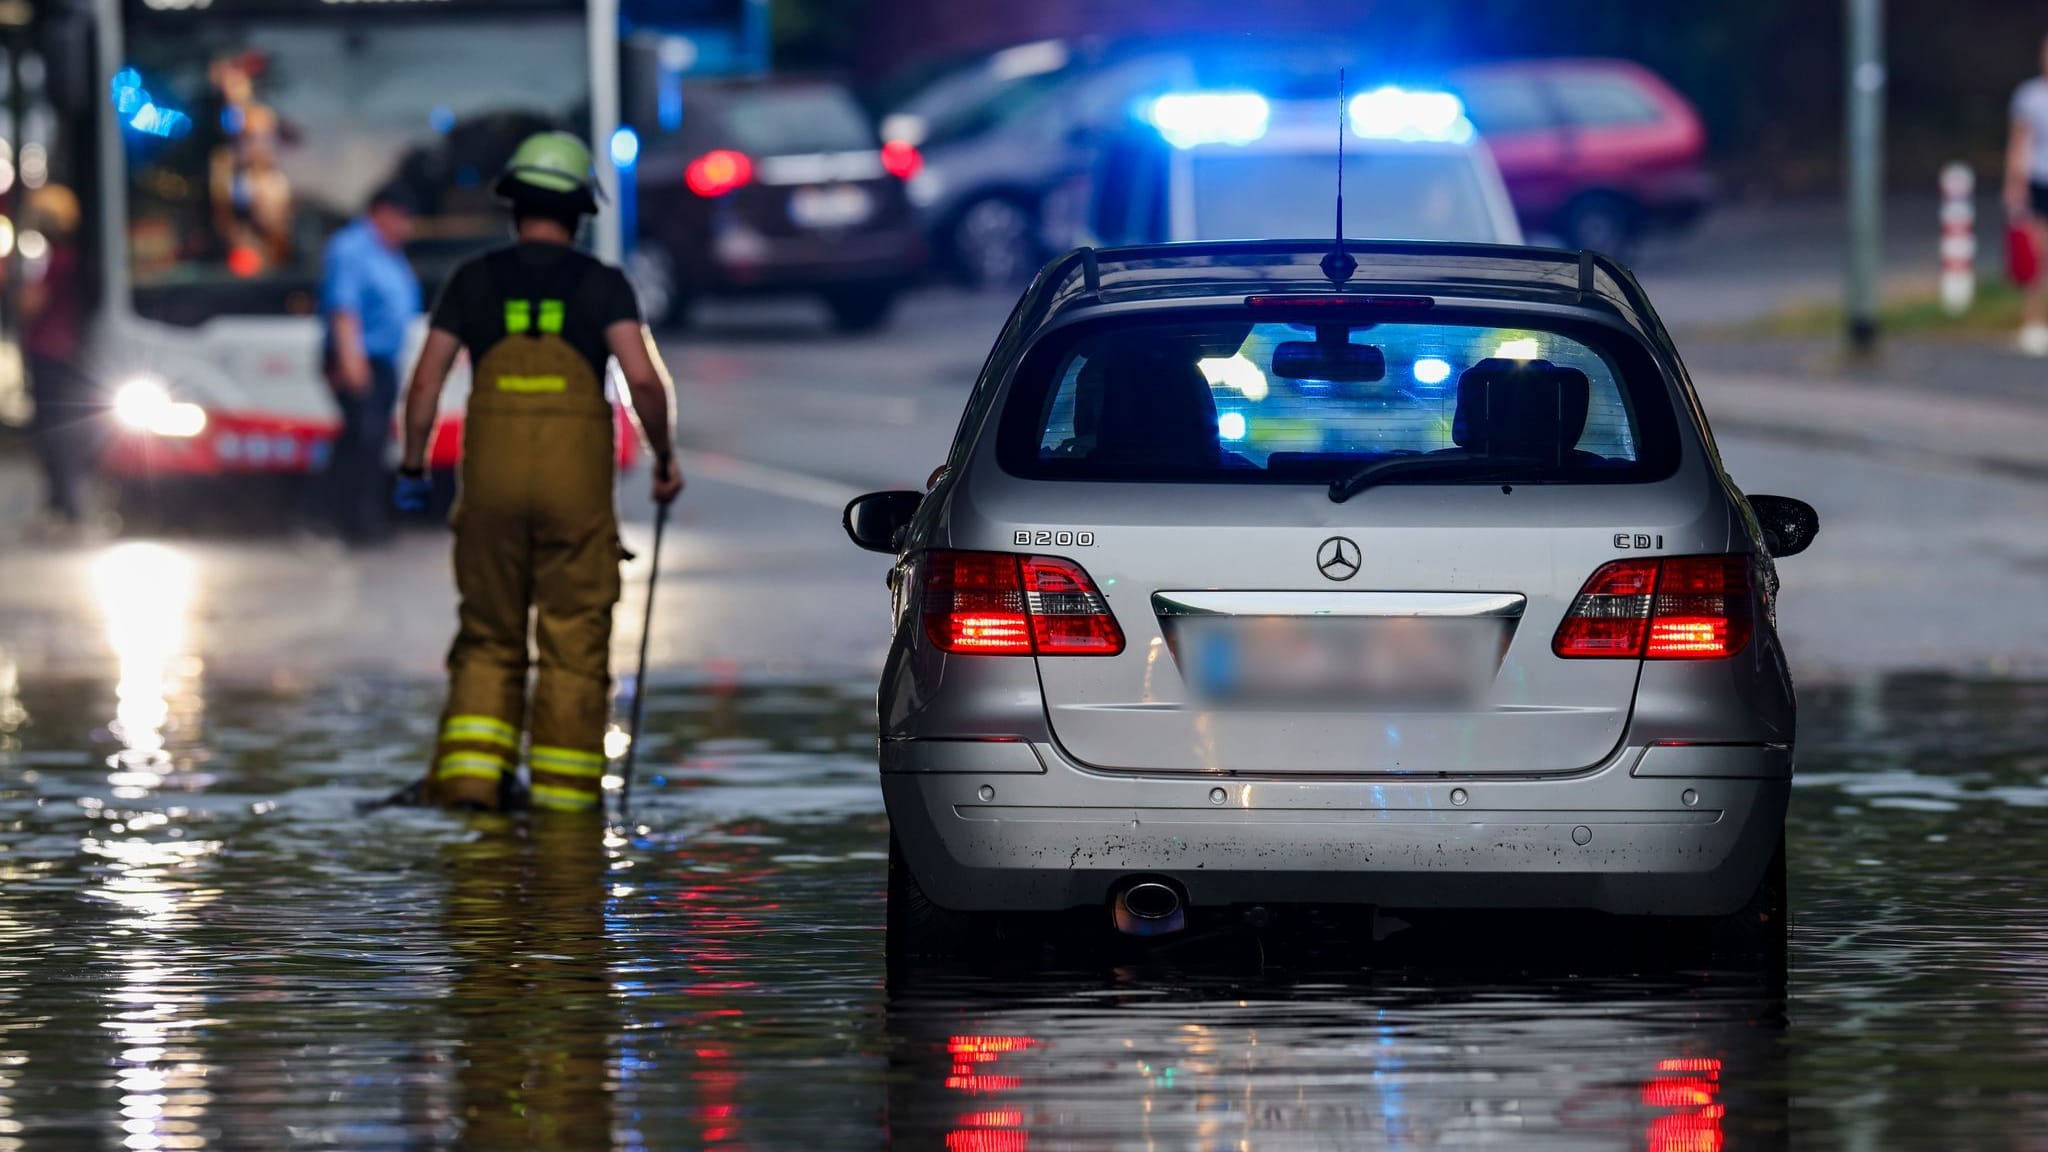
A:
[880,139,924,180]
[1554,555,1755,660]
[920,551,1124,657]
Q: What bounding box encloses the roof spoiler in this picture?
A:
[1031,239,1666,340]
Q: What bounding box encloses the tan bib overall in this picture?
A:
[429,288,620,813]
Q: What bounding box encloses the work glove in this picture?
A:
[393,467,433,514]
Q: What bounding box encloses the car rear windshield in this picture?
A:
[721,86,875,154]
[998,314,1680,485]
[1190,151,1501,243]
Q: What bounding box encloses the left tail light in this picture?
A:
[880,139,923,181]
[1553,555,1755,660]
[685,149,753,197]
[920,550,1124,656]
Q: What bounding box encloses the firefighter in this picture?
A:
[394,131,684,814]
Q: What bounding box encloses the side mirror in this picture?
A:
[1748,494,1819,558]
[843,490,923,554]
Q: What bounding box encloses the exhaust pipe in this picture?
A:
[1111,879,1186,937]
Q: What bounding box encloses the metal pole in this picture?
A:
[1845,0,1885,355]
[1938,163,1976,316]
[743,0,771,74]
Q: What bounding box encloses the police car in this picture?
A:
[1048,85,1523,249]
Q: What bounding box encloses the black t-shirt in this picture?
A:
[429,242,641,379]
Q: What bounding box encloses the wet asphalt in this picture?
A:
[3,260,2048,1147]
[3,672,2047,1149]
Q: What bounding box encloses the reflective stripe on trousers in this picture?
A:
[530,744,606,811]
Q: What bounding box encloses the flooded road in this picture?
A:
[4,670,2047,1149]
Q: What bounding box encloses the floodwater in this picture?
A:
[2,667,2047,1150]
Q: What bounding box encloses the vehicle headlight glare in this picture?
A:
[113,377,207,438]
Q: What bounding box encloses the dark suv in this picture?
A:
[1451,59,1712,254]
[632,78,926,332]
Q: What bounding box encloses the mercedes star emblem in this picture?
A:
[1317,536,1361,581]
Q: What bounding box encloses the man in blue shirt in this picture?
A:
[319,184,421,542]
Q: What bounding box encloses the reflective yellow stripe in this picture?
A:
[530,745,606,777]
[538,299,565,334]
[496,375,567,394]
[436,751,508,781]
[531,783,599,811]
[505,300,532,333]
[441,714,518,749]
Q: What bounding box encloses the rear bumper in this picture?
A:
[696,227,925,292]
[883,739,1789,917]
[101,411,337,477]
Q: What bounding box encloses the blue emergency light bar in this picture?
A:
[1348,85,1474,143]
[1145,85,1474,148]
[1144,91,1271,148]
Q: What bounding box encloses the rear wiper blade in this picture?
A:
[1327,452,1548,503]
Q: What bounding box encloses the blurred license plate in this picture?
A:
[788,184,872,228]
[1173,617,1504,708]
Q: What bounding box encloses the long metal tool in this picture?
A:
[618,502,669,817]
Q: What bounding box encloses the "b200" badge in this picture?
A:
[1014,529,1095,548]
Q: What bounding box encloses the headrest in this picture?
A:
[1451,358,1592,461]
[1075,345,1219,469]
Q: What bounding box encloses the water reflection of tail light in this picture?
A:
[946,1106,1027,1152]
[1645,1057,1723,1152]
[946,1035,1033,1090]
[949,1035,1036,1058]
[946,1132,1027,1152]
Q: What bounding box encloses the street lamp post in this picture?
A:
[1845,0,1886,356]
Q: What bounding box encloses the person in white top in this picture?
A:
[2005,34,2048,356]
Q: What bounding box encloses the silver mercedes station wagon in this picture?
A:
[844,240,1818,954]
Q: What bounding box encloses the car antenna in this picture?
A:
[1320,67,1357,286]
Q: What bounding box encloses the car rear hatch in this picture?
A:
[705,83,915,238]
[970,304,1717,777]
[1012,487,1704,776]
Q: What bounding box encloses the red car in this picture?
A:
[1451,59,1712,255]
